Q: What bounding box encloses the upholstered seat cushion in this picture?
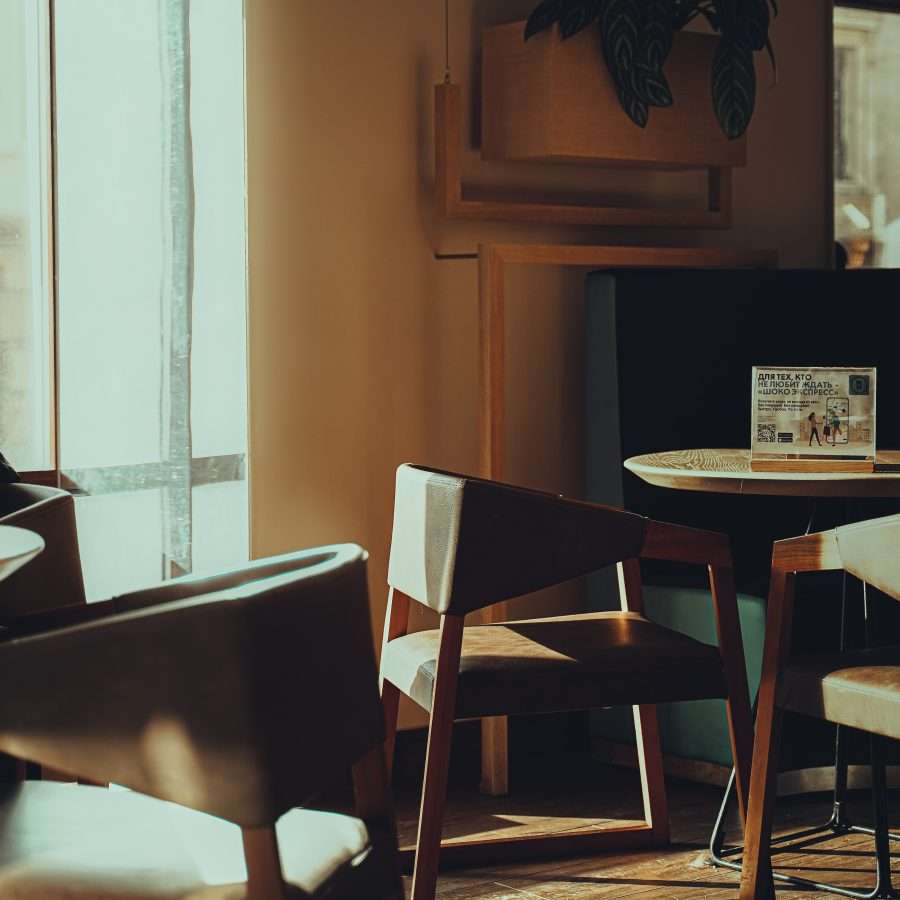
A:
[381,611,727,719]
[779,645,900,741]
[591,586,766,767]
[0,782,395,899]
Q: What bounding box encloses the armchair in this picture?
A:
[380,464,754,900]
[0,543,402,899]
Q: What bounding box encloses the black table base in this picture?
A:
[710,738,900,899]
[709,511,900,898]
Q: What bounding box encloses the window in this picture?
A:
[834,3,900,267]
[0,0,249,600]
[0,2,53,471]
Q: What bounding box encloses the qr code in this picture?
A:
[757,424,776,443]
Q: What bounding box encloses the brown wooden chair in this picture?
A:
[741,514,900,900]
[0,483,86,780]
[0,543,403,899]
[380,464,755,900]
[0,482,86,620]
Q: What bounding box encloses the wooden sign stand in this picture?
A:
[750,457,875,474]
[750,367,877,476]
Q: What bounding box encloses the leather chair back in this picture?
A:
[835,513,900,602]
[388,464,647,615]
[0,544,382,826]
[0,484,85,619]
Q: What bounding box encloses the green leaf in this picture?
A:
[631,64,673,108]
[615,80,649,128]
[640,0,674,69]
[559,0,602,40]
[715,0,737,34]
[711,38,756,139]
[733,0,769,51]
[599,0,641,93]
[631,0,673,108]
[524,0,564,41]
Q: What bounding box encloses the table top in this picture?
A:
[624,449,900,498]
[0,526,44,584]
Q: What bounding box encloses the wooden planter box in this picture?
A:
[482,21,747,170]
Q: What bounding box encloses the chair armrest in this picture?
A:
[3,550,338,638]
[640,518,733,568]
[772,529,842,574]
[0,544,384,827]
[112,550,349,609]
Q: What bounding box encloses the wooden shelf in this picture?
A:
[435,22,750,229]
[436,83,733,229]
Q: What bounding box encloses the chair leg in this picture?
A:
[617,560,670,841]
[739,700,784,900]
[380,588,411,780]
[740,570,796,900]
[479,715,508,797]
[869,733,895,896]
[411,614,464,900]
[710,563,755,825]
[242,825,288,900]
[633,703,670,842]
[352,743,404,898]
[382,680,402,780]
[352,743,396,827]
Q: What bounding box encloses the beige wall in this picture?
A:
[245,1,832,723]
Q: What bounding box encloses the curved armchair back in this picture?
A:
[0,544,383,827]
[0,484,85,619]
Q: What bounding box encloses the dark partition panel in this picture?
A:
[585,268,900,769]
[587,268,900,593]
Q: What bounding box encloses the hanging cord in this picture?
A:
[444,0,451,83]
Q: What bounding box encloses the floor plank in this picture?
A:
[395,762,900,899]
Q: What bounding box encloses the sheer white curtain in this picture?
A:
[54,0,248,599]
[0,1,52,471]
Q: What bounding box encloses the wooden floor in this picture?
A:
[394,758,900,899]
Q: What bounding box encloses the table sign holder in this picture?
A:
[750,366,877,474]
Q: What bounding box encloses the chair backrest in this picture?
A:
[178,543,385,823]
[0,450,17,484]
[0,484,85,619]
[0,543,384,827]
[387,464,647,615]
[835,513,900,601]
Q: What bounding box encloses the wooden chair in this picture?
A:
[380,464,755,900]
[0,543,403,899]
[741,514,900,900]
[0,483,86,780]
[0,482,86,619]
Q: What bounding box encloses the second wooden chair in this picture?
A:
[741,513,900,899]
[380,464,755,900]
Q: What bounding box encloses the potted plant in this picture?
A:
[524,0,777,139]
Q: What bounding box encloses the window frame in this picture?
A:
[19,0,250,584]
[833,9,878,198]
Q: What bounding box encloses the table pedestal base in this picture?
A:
[710,737,900,899]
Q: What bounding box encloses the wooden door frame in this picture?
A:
[477,242,778,796]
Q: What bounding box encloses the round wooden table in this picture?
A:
[624,448,900,499]
[625,447,900,881]
[0,526,44,584]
